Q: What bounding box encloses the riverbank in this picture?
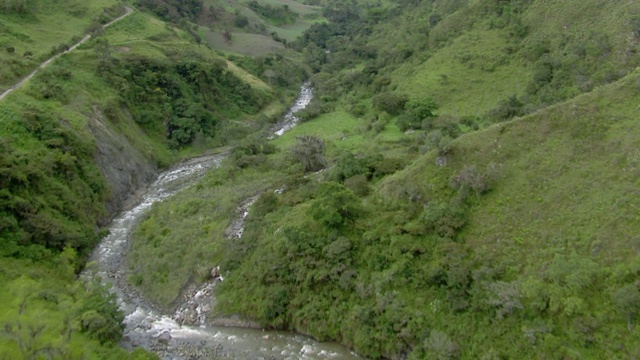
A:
[87,83,360,359]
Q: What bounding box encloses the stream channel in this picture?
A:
[85,83,361,359]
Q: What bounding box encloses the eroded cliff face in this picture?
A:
[88,108,158,222]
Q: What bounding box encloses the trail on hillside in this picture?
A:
[0,6,134,101]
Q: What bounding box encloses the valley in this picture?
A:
[1,0,640,359]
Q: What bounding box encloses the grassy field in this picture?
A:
[394,29,530,117]
[0,0,120,91]
[257,0,321,15]
[273,111,363,148]
[199,0,323,54]
[203,28,284,56]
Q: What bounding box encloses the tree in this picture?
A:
[223,29,233,43]
[406,98,437,122]
[234,14,249,28]
[6,46,15,54]
[308,182,362,229]
[630,16,640,37]
[449,165,489,198]
[485,281,523,320]
[424,330,460,360]
[613,284,640,331]
[290,135,325,172]
[397,98,437,131]
[1,0,28,14]
[372,92,408,115]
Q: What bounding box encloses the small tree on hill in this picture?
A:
[397,98,437,131]
[630,16,640,37]
[290,135,325,172]
[613,284,640,331]
[223,29,233,43]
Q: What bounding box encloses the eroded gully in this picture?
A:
[85,83,361,359]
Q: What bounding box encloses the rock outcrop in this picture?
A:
[88,108,158,222]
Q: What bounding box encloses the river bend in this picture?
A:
[86,83,360,359]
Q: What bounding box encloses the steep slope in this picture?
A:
[0,0,124,91]
[206,64,640,360]
[134,0,325,56]
[123,0,640,359]
[0,2,306,357]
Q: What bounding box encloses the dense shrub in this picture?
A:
[372,92,408,115]
[290,135,326,172]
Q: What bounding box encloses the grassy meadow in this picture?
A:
[0,0,122,91]
[198,0,324,55]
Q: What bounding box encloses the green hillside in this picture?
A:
[0,0,124,91]
[2,0,640,359]
[134,0,325,56]
[0,0,306,357]
[125,0,640,359]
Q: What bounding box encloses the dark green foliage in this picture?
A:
[488,95,524,121]
[371,92,408,115]
[344,174,370,197]
[397,98,437,131]
[98,53,267,147]
[263,286,289,323]
[321,1,359,24]
[234,14,249,28]
[1,0,28,14]
[309,182,362,228]
[248,1,298,26]
[79,296,123,344]
[135,0,203,23]
[333,152,369,182]
[419,201,466,238]
[612,284,640,328]
[232,139,277,168]
[252,191,279,218]
[93,5,127,25]
[27,64,72,102]
[0,105,106,258]
[631,16,640,37]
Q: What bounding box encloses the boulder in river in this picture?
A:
[156,331,172,345]
[211,265,220,279]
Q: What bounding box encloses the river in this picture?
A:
[85,83,361,359]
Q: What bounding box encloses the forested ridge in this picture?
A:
[1,0,640,359]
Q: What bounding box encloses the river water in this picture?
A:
[86,83,361,359]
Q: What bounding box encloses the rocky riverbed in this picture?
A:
[84,83,361,360]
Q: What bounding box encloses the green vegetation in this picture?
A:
[125,0,640,359]
[4,0,640,358]
[247,0,298,26]
[133,0,325,56]
[0,0,307,357]
[0,252,156,359]
[0,0,124,91]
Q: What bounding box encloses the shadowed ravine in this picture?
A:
[85,83,360,359]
